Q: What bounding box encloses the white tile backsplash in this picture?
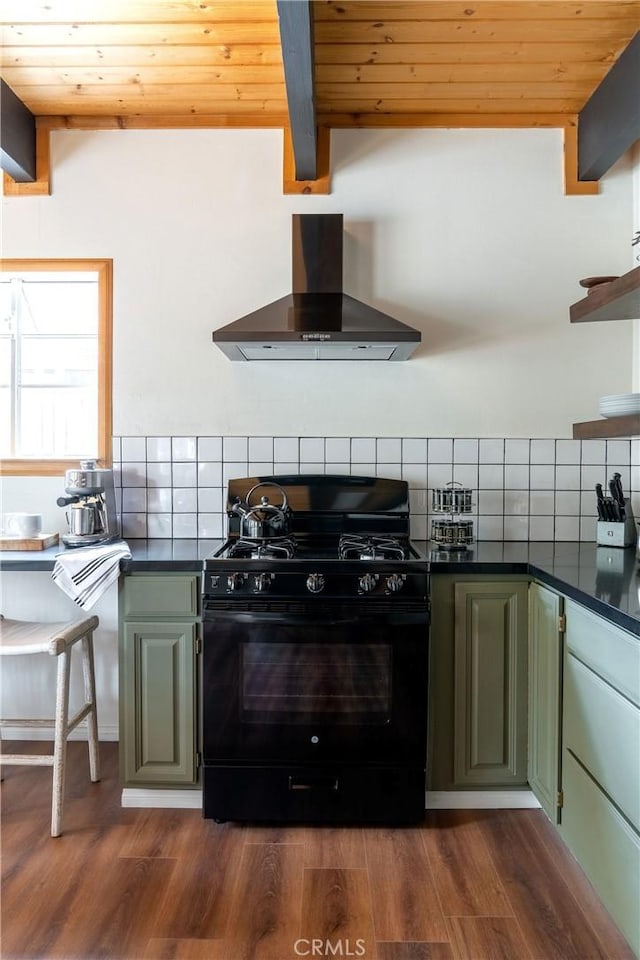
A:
[223,436,248,460]
[402,438,427,463]
[451,463,478,488]
[581,439,606,465]
[147,513,172,538]
[530,439,555,464]
[172,462,197,487]
[530,464,555,489]
[274,437,299,461]
[300,438,325,461]
[114,434,635,543]
[326,437,351,462]
[530,516,554,540]
[504,439,530,464]
[147,436,172,462]
[555,465,580,490]
[147,487,172,513]
[248,437,273,461]
[478,464,504,489]
[376,462,402,480]
[121,437,146,462]
[377,438,401,462]
[173,488,198,512]
[453,439,479,464]
[172,513,197,538]
[555,491,580,515]
[121,463,146,487]
[504,464,529,489]
[198,488,224,512]
[198,437,222,461]
[479,439,504,463]
[429,438,453,463]
[122,487,147,512]
[172,436,197,461]
[427,464,453,489]
[402,464,428,488]
[351,438,376,462]
[198,461,223,487]
[146,462,172,488]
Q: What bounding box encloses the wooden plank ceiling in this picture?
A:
[1,0,639,130]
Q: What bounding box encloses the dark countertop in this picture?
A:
[2,538,639,637]
[421,540,640,637]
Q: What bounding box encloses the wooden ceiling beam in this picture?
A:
[276,0,317,181]
[578,31,640,181]
[0,79,36,181]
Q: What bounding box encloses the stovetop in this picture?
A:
[203,475,429,600]
[203,535,428,601]
[209,533,420,563]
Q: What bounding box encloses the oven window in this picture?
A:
[241,642,391,724]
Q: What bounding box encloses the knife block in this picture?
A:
[596,500,636,547]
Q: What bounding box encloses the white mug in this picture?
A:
[3,512,43,538]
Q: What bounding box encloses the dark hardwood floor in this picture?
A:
[1,742,635,960]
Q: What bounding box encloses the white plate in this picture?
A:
[599,393,640,417]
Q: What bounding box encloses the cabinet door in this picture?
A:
[453,581,529,787]
[121,621,197,785]
[528,582,563,823]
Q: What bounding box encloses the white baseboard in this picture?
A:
[1,724,119,742]
[121,787,202,808]
[426,790,541,809]
[119,787,540,811]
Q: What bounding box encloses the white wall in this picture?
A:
[1,126,634,438]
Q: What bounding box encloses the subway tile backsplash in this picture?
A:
[112,436,636,542]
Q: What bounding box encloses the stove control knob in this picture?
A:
[358,572,378,593]
[254,573,271,592]
[386,574,404,594]
[227,573,245,592]
[306,573,325,594]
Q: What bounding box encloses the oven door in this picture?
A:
[202,600,429,765]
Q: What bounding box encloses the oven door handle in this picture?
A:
[288,775,339,793]
[203,607,427,626]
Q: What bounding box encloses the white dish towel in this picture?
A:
[52,540,131,610]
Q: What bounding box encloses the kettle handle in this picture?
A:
[245,481,288,512]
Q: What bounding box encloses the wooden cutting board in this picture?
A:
[0,533,59,551]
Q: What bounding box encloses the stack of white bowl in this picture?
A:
[599,393,640,418]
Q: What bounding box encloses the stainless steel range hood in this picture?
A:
[212,214,421,361]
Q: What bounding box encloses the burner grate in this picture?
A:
[338,534,407,561]
[227,537,297,560]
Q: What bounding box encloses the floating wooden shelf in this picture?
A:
[572,413,640,439]
[570,265,640,323]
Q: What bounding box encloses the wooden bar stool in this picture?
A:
[0,614,100,837]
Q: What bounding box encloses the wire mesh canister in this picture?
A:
[430,518,474,549]
[431,482,473,514]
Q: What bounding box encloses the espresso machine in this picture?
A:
[57,459,120,547]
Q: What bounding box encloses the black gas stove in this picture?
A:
[201,474,430,824]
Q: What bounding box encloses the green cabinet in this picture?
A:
[119,573,200,786]
[559,598,640,956]
[429,576,529,790]
[527,582,563,823]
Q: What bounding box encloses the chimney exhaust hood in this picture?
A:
[212,214,421,361]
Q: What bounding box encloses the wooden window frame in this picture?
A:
[0,258,113,476]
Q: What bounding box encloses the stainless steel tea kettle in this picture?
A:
[230,481,292,539]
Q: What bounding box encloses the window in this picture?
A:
[0,259,112,476]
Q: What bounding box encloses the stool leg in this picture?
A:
[81,632,100,782]
[52,648,71,838]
